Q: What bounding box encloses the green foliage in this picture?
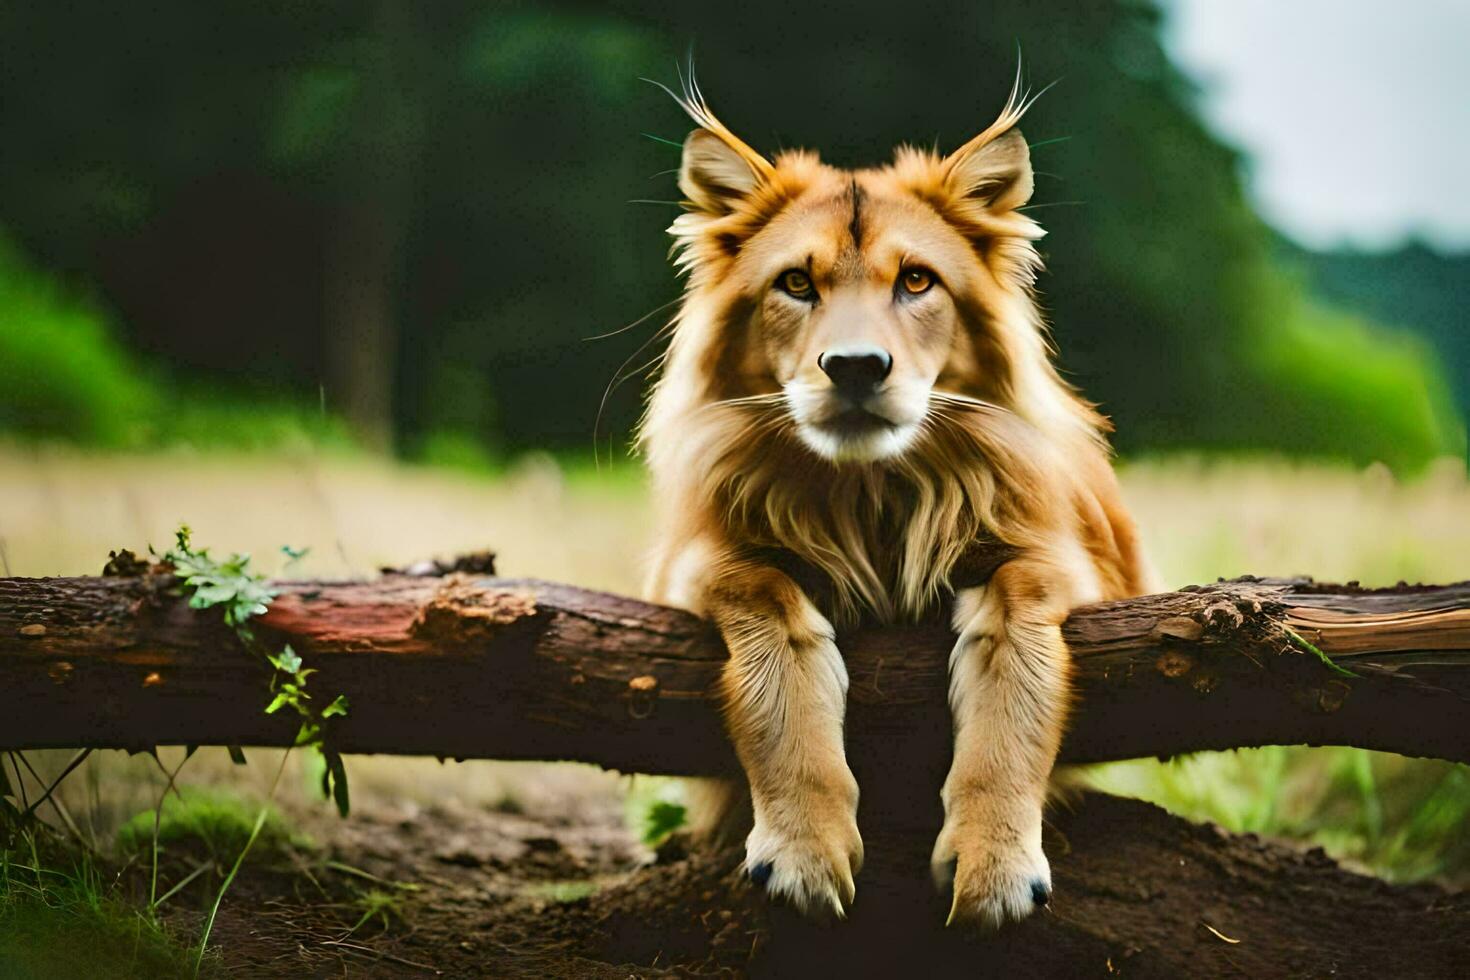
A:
[1088,748,1470,884]
[163,527,276,629]
[622,776,689,847]
[1,840,208,980]
[1284,239,1470,424]
[0,228,352,453]
[1245,294,1465,469]
[264,648,314,719]
[114,789,302,865]
[162,526,351,816]
[641,800,688,846]
[321,751,350,820]
[0,232,156,446]
[415,429,505,474]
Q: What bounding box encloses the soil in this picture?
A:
[137,789,1468,979]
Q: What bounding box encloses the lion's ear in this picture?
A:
[679,129,764,215]
[944,128,1033,212]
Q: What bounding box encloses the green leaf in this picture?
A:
[281,545,310,564]
[295,722,320,746]
[264,693,292,715]
[270,646,303,675]
[322,694,349,718]
[190,583,238,607]
[228,601,271,626]
[330,754,350,818]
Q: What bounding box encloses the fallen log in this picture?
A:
[7,568,1470,976]
[2,570,1467,772]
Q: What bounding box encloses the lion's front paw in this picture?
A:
[931,819,1051,930]
[744,805,863,918]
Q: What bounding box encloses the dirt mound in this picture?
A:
[158,791,1467,978]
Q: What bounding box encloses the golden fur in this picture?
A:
[639,76,1155,927]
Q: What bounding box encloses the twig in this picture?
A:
[13,750,86,842]
[148,748,195,910]
[320,939,443,974]
[153,860,212,908]
[7,752,30,811]
[18,748,91,822]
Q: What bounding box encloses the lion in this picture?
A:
[637,74,1156,929]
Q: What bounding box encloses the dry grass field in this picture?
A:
[5,445,1468,590]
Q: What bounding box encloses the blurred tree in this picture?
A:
[1284,239,1469,424]
[316,0,428,450]
[0,0,1460,466]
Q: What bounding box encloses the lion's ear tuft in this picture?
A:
[680,129,763,215]
[945,128,1033,212]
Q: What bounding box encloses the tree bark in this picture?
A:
[2,570,1466,772]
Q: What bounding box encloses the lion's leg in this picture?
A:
[706,562,862,917]
[932,557,1078,928]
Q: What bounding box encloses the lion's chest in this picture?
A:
[745,505,1015,626]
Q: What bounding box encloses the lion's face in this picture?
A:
[656,91,1060,467]
[734,174,996,461]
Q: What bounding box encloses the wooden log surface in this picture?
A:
[1,570,1468,773]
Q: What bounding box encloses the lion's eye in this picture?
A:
[900,267,935,295]
[778,269,814,298]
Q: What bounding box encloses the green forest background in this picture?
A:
[0,0,1464,469]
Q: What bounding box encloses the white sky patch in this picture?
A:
[1163,0,1470,250]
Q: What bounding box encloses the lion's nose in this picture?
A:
[818,346,892,395]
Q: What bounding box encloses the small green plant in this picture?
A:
[152,526,355,975]
[641,800,687,846]
[115,789,306,866]
[342,888,404,937]
[622,776,688,847]
[264,646,350,815]
[166,537,277,628]
[159,526,351,816]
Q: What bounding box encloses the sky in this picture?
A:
[1162,0,1470,251]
